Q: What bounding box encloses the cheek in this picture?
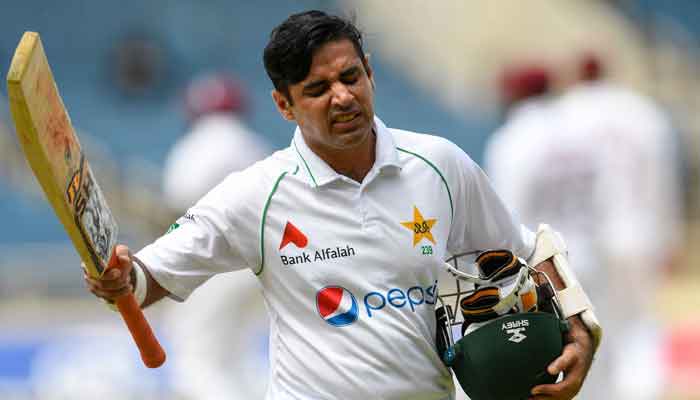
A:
[360,95,374,119]
[295,103,328,130]
[356,85,374,112]
[308,102,330,124]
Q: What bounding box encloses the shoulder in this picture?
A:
[493,100,557,139]
[486,101,559,161]
[561,83,663,118]
[560,84,672,143]
[388,128,485,196]
[391,128,472,165]
[198,147,298,213]
[231,146,297,190]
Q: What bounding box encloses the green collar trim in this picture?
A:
[396,147,454,222]
[293,138,318,188]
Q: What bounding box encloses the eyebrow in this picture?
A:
[302,65,362,93]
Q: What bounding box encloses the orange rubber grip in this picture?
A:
[108,251,166,368]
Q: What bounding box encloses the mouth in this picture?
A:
[331,112,360,125]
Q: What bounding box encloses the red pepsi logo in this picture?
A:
[316,286,359,327]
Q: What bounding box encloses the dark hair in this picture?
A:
[263,10,366,102]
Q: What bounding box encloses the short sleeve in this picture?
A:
[136,172,261,301]
[444,141,535,259]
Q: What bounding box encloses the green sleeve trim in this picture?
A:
[293,139,318,187]
[255,169,291,276]
[396,147,454,222]
[166,222,180,234]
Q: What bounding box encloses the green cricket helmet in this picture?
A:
[437,250,569,400]
[444,312,568,400]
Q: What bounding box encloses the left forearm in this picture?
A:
[534,258,565,291]
[535,259,594,349]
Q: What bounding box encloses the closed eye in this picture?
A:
[301,65,363,97]
[303,81,328,97]
[340,67,360,84]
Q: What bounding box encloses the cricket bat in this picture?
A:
[6,32,166,368]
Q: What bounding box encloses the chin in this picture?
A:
[339,126,372,147]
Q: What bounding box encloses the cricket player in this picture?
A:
[162,73,270,212]
[86,10,596,399]
[162,73,272,399]
[485,56,682,399]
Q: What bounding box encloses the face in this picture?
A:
[272,39,375,160]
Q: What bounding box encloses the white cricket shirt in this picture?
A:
[138,116,534,400]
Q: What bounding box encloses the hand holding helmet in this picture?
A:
[437,249,569,400]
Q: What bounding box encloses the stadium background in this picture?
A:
[0,1,698,398]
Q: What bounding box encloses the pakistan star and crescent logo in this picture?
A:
[400,206,437,247]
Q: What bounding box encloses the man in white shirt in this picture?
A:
[162,73,272,399]
[86,10,595,400]
[485,56,682,400]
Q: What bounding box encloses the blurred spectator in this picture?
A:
[162,73,270,211]
[483,64,557,216]
[484,56,683,400]
[161,72,272,399]
[110,31,168,98]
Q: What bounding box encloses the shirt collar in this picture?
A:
[292,115,401,188]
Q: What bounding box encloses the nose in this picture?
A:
[330,82,354,108]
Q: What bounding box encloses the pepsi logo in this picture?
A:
[316,286,359,327]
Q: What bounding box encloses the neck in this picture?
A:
[324,130,376,183]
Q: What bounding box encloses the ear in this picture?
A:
[271,90,295,121]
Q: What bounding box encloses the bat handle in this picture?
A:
[108,251,167,368]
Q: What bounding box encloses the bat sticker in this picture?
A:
[66,154,118,274]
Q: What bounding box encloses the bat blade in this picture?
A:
[6,31,165,368]
[7,32,114,277]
